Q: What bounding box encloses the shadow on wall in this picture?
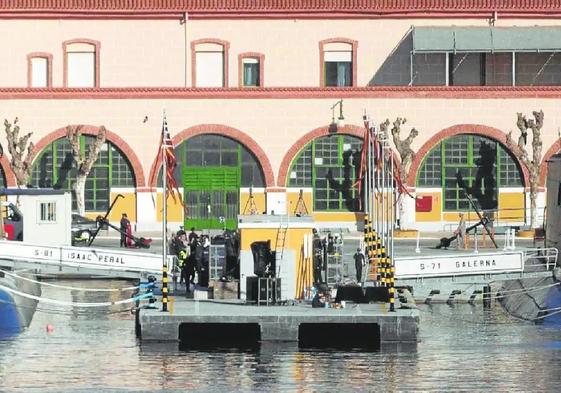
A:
[369,29,413,86]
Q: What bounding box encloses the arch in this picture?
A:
[148,124,274,188]
[62,38,101,88]
[278,124,365,186]
[408,124,530,187]
[0,155,16,187]
[191,38,230,88]
[539,141,561,187]
[319,37,358,87]
[31,125,145,187]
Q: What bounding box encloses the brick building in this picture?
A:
[0,0,560,231]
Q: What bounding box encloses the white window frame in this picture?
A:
[38,201,57,223]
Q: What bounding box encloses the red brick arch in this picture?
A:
[408,124,530,187]
[0,156,17,187]
[32,125,146,187]
[539,141,561,187]
[277,125,365,186]
[147,124,275,188]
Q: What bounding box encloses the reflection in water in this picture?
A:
[1,282,561,391]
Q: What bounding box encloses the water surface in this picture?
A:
[1,280,561,392]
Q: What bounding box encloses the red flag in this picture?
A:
[161,116,185,208]
[149,115,186,211]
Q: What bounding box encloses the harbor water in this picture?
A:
[1,280,561,391]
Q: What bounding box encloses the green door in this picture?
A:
[183,167,240,230]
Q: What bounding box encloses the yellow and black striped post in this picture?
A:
[161,259,169,312]
[387,257,395,311]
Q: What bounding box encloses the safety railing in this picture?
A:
[522,247,558,271]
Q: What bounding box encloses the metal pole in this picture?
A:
[389,152,396,312]
[161,113,169,312]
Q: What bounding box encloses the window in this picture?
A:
[416,134,524,211]
[325,51,352,87]
[64,40,99,88]
[192,40,229,87]
[27,53,52,88]
[39,202,56,223]
[288,135,363,211]
[30,136,135,212]
[320,39,357,87]
[168,134,265,229]
[243,58,260,87]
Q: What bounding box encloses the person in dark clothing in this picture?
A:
[188,227,198,249]
[312,291,327,308]
[196,236,210,287]
[173,230,188,285]
[312,229,323,284]
[354,248,365,284]
[312,284,330,308]
[119,213,130,247]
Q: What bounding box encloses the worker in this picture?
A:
[196,235,210,288]
[119,213,130,247]
[173,230,188,285]
[454,213,467,250]
[312,228,323,284]
[354,248,365,284]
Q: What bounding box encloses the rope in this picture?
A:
[0,298,148,316]
[0,268,142,292]
[0,283,153,307]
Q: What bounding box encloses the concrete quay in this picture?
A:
[138,299,419,346]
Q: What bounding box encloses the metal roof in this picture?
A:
[413,26,561,53]
[0,188,67,196]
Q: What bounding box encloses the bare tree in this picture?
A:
[4,118,34,187]
[506,110,543,229]
[66,125,107,215]
[380,117,418,230]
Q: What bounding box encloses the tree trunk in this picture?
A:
[73,175,87,216]
[529,169,539,229]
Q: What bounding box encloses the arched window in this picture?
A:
[416,134,523,211]
[64,40,100,88]
[27,53,52,87]
[319,39,358,87]
[30,137,135,212]
[192,40,229,88]
[168,134,264,229]
[287,134,363,211]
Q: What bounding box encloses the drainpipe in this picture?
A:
[183,12,189,87]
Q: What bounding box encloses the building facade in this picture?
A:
[0,0,560,230]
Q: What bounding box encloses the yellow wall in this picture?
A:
[239,190,267,215]
[287,190,313,216]
[498,192,525,221]
[156,192,184,222]
[415,192,442,222]
[313,212,364,222]
[108,192,137,222]
[240,226,314,299]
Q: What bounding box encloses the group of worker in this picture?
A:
[170,227,211,291]
[312,228,366,286]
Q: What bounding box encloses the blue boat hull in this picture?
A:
[0,272,41,339]
[0,288,25,338]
